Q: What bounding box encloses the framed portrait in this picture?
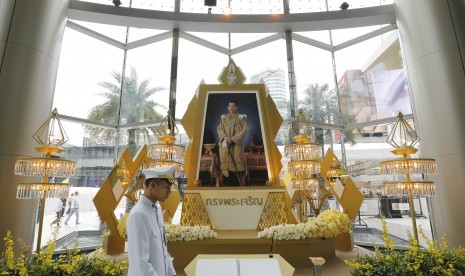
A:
[182,83,283,187]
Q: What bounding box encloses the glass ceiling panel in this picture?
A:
[288,0,328,13]
[181,0,283,14]
[130,0,175,11]
[289,0,393,13]
[78,0,393,14]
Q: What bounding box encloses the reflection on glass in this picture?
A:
[292,40,334,101]
[54,28,124,121]
[336,31,410,134]
[177,39,228,117]
[124,39,172,117]
[59,121,116,188]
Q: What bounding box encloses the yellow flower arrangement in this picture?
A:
[117,213,129,238]
[345,219,465,275]
[0,227,128,275]
[258,209,352,240]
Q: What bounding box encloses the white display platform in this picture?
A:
[185,254,294,276]
[195,258,281,276]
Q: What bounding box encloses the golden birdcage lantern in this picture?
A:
[14,108,76,253]
[379,112,437,241]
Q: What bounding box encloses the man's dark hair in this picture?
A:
[228,100,238,106]
[144,178,170,189]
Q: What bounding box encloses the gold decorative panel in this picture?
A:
[161,191,181,224]
[93,146,148,254]
[320,148,364,221]
[180,193,212,227]
[94,146,147,235]
[257,192,288,230]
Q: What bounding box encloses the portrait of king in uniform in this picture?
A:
[217,100,248,185]
[201,92,268,187]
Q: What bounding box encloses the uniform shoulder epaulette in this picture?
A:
[238,114,247,119]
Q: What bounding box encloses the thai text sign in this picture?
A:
[185,188,284,230]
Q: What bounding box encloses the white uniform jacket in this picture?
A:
[127,196,175,276]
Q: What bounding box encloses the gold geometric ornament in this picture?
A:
[93,146,148,254]
[180,193,212,227]
[320,148,364,221]
[257,192,289,230]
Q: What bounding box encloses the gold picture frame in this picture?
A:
[182,62,283,187]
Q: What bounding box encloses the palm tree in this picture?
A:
[299,83,356,148]
[86,67,165,155]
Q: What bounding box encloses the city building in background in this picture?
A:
[250,68,287,102]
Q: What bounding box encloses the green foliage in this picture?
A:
[0,230,128,276]
[299,83,357,146]
[345,220,465,276]
[85,67,165,154]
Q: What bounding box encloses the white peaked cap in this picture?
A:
[142,165,176,180]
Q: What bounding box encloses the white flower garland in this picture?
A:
[117,214,217,242]
[165,224,217,242]
[258,209,351,240]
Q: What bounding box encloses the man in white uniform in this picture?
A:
[127,166,177,276]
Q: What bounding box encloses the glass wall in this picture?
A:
[123,39,172,117]
[53,24,125,121]
[48,1,428,250]
[177,37,229,117]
